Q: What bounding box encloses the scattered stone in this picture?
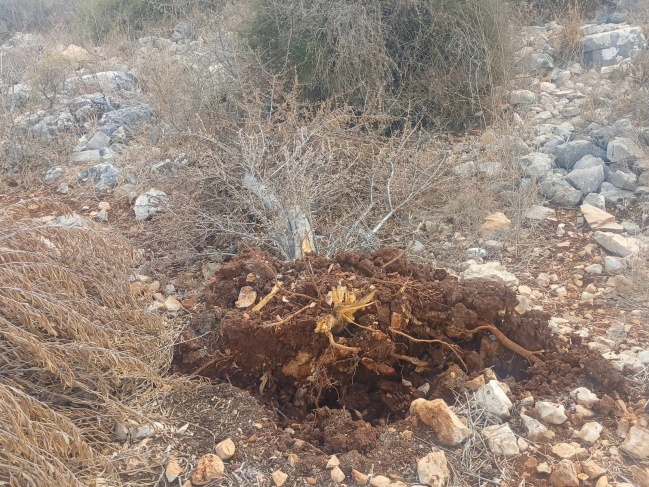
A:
[369,475,391,487]
[272,470,288,487]
[583,192,606,209]
[595,476,608,487]
[580,204,615,230]
[475,380,513,419]
[518,437,529,452]
[235,286,257,309]
[352,470,369,485]
[134,188,169,221]
[581,461,606,481]
[417,450,450,487]
[482,212,511,231]
[165,457,184,483]
[67,71,137,94]
[331,467,345,483]
[410,399,471,446]
[584,264,602,274]
[215,438,236,460]
[537,462,552,475]
[326,456,340,469]
[43,166,65,184]
[521,414,556,442]
[620,426,649,460]
[525,205,556,220]
[571,387,599,408]
[573,422,603,444]
[482,423,520,456]
[549,460,579,487]
[164,296,182,312]
[462,262,518,287]
[593,231,641,257]
[510,90,536,104]
[518,52,554,71]
[99,103,155,138]
[621,220,640,235]
[552,442,588,460]
[86,131,111,150]
[604,256,625,274]
[536,401,568,425]
[77,162,122,192]
[192,454,225,485]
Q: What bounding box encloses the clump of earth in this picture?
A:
[174,248,628,452]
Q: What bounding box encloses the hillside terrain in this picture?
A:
[1,1,649,486]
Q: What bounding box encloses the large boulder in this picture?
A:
[66,71,137,93]
[581,24,646,67]
[68,92,120,122]
[77,163,122,192]
[99,104,155,138]
[607,169,637,191]
[540,174,583,206]
[599,182,635,205]
[554,140,606,169]
[591,119,638,148]
[565,164,605,195]
[607,137,644,163]
[519,152,554,181]
[593,231,641,257]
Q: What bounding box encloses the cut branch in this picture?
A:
[242,172,315,260]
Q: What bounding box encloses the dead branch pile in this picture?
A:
[0,202,174,486]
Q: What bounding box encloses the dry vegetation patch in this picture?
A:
[0,202,174,486]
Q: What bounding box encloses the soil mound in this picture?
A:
[174,248,626,428]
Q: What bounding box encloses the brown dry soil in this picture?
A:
[173,249,632,458]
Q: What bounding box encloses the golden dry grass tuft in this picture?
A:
[0,201,175,486]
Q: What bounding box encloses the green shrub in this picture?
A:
[243,0,512,129]
[0,0,75,39]
[76,0,165,42]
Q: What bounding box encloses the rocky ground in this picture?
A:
[1,5,649,487]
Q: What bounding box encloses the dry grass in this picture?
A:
[0,201,175,486]
[552,4,587,65]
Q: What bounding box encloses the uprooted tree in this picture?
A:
[175,248,625,423]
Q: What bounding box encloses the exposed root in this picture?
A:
[252,281,283,312]
[390,328,467,370]
[261,302,317,328]
[393,353,431,370]
[189,353,232,377]
[470,321,542,365]
[326,332,361,354]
